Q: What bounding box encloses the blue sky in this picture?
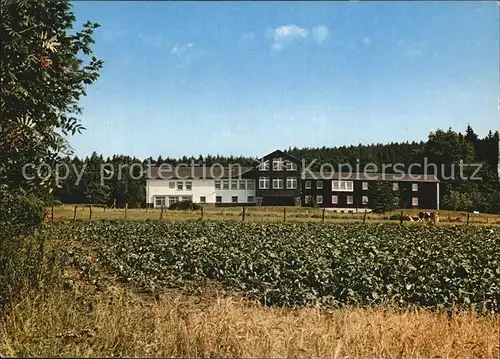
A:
[70,1,499,159]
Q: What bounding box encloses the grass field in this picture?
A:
[49,204,500,225]
[3,284,498,358]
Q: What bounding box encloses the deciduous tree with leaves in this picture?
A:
[371,181,399,214]
[1,0,103,197]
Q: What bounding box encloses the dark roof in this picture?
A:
[148,165,254,179]
[259,149,301,164]
[302,172,440,182]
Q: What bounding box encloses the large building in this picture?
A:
[146,149,440,211]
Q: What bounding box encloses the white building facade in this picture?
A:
[146,178,256,208]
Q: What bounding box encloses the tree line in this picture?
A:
[54,125,500,213]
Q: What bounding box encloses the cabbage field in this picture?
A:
[52,221,499,312]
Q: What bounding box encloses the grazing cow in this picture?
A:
[418,211,432,221]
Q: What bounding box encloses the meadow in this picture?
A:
[50,204,500,225]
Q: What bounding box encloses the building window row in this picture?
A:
[332,180,354,192]
[154,195,192,207]
[392,182,418,191]
[168,181,192,191]
[302,181,418,193]
[259,177,297,189]
[214,179,255,191]
[259,158,298,172]
[215,196,254,204]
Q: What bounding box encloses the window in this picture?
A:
[232,196,238,203]
[215,180,221,190]
[305,180,312,189]
[347,196,354,205]
[155,197,166,208]
[393,182,399,191]
[169,181,175,189]
[412,183,418,192]
[332,180,353,192]
[239,180,246,190]
[200,196,206,204]
[304,195,312,204]
[273,178,284,189]
[231,180,238,190]
[222,180,229,190]
[176,181,183,190]
[247,180,255,190]
[216,196,222,203]
[185,181,192,190]
[286,177,297,189]
[181,196,190,201]
[412,197,419,206]
[316,181,323,189]
[169,196,178,205]
[362,196,369,205]
[316,195,323,204]
[258,160,270,171]
[362,182,369,190]
[286,161,297,171]
[272,158,283,171]
[332,195,338,204]
[259,177,270,189]
[247,196,255,203]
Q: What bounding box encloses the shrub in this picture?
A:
[0,190,45,239]
[0,190,61,311]
[371,181,399,214]
[304,197,318,208]
[169,200,201,211]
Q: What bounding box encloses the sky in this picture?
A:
[70,1,499,159]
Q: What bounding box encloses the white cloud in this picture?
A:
[170,43,199,68]
[362,37,371,47]
[267,24,308,51]
[312,25,329,44]
[171,43,193,56]
[397,39,424,58]
[266,24,331,51]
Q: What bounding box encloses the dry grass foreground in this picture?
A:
[2,282,499,358]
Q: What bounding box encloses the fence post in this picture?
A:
[400,210,404,225]
[466,212,470,226]
[89,205,92,220]
[51,205,54,221]
[124,203,128,219]
[322,208,325,222]
[73,205,77,222]
[363,209,367,224]
[283,207,286,222]
[201,206,204,220]
[160,205,164,220]
[242,206,246,222]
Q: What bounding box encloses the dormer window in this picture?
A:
[258,160,270,171]
[285,161,297,171]
[272,158,283,171]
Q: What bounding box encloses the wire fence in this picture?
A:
[46,204,500,226]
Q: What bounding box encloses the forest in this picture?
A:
[54,125,500,213]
